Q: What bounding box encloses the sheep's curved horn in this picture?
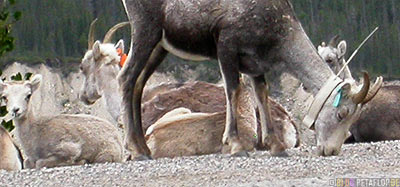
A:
[103,22,130,44]
[328,35,340,47]
[352,72,370,104]
[88,18,98,50]
[362,76,383,104]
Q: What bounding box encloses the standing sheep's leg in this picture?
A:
[129,43,167,160]
[254,107,264,149]
[118,22,163,159]
[138,43,168,84]
[218,42,247,156]
[249,75,286,156]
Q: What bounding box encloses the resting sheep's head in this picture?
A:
[79,19,128,105]
[0,74,42,119]
[317,35,347,74]
[313,72,382,156]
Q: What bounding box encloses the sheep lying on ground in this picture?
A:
[0,125,23,171]
[0,74,124,169]
[145,79,300,159]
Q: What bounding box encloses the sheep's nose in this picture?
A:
[12,108,20,114]
[11,107,21,117]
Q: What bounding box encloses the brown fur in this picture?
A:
[142,81,226,129]
[142,81,299,150]
[142,82,184,102]
[0,126,23,171]
[146,111,256,158]
[350,85,400,142]
[144,80,299,158]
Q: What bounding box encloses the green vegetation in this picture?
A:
[0,0,21,57]
[0,0,399,79]
[0,0,21,131]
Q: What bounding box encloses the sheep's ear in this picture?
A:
[337,40,347,59]
[115,39,124,53]
[317,45,322,51]
[93,40,102,60]
[28,74,42,92]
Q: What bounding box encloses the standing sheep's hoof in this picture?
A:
[264,134,288,157]
[269,144,289,157]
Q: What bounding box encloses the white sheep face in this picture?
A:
[317,40,347,74]
[79,40,124,105]
[0,75,42,119]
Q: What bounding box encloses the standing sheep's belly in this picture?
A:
[161,0,226,59]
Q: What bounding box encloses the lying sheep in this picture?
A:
[0,74,124,169]
[145,104,298,158]
[0,125,23,171]
[145,108,257,158]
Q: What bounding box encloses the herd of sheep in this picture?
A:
[1,4,399,172]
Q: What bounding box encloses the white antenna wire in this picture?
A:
[336,27,379,77]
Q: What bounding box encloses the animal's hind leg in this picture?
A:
[249,75,286,156]
[130,43,167,160]
[217,42,248,156]
[35,142,83,168]
[94,150,123,163]
[118,21,163,158]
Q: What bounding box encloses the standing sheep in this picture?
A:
[0,74,124,169]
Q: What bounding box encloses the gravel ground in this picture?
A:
[1,140,400,186]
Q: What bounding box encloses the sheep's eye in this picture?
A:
[26,94,32,100]
[337,107,349,121]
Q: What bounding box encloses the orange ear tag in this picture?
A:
[117,48,127,67]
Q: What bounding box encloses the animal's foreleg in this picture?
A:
[249,75,286,156]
